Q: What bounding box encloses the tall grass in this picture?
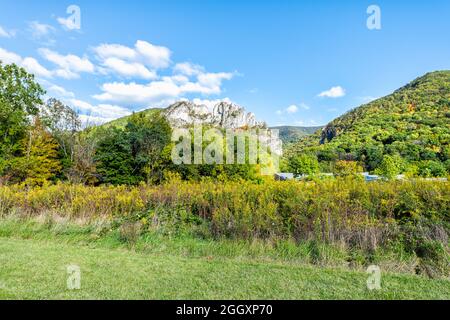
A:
[0,178,448,277]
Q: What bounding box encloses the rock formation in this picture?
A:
[164,100,266,129]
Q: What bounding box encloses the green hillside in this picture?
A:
[270,126,323,144]
[102,108,162,129]
[286,71,450,176]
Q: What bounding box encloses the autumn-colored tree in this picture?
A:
[9,118,62,186]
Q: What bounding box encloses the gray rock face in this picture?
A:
[164,100,266,129]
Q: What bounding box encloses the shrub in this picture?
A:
[333,161,363,177]
[415,241,449,278]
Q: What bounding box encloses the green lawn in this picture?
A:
[1,236,449,300]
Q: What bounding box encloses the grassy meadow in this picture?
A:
[0,218,449,300]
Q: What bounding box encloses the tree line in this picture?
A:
[0,62,261,186]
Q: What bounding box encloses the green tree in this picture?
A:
[288,154,319,176]
[445,159,450,175]
[94,112,172,185]
[95,127,139,185]
[0,63,45,168]
[374,154,404,180]
[418,160,447,178]
[364,144,384,171]
[127,112,172,184]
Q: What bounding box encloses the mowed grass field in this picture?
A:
[1,236,449,300]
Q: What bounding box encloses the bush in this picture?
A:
[415,241,449,278]
[333,161,363,177]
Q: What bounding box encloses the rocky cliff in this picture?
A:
[164,101,266,129]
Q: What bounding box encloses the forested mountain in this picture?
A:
[102,108,162,129]
[286,71,450,176]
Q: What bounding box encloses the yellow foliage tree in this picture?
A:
[11,118,61,186]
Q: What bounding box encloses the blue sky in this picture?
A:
[0,0,449,126]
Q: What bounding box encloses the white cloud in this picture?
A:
[168,74,190,84]
[21,57,53,78]
[39,48,95,79]
[94,40,171,73]
[47,84,75,98]
[277,102,309,115]
[0,48,22,64]
[286,105,298,114]
[196,72,234,94]
[28,21,55,39]
[70,98,131,120]
[0,47,53,78]
[39,48,94,72]
[299,102,310,110]
[102,57,157,79]
[318,86,346,98]
[94,43,137,60]
[93,70,235,106]
[91,40,236,106]
[94,44,137,60]
[93,79,181,104]
[52,69,79,80]
[135,40,171,69]
[173,62,204,76]
[0,25,15,38]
